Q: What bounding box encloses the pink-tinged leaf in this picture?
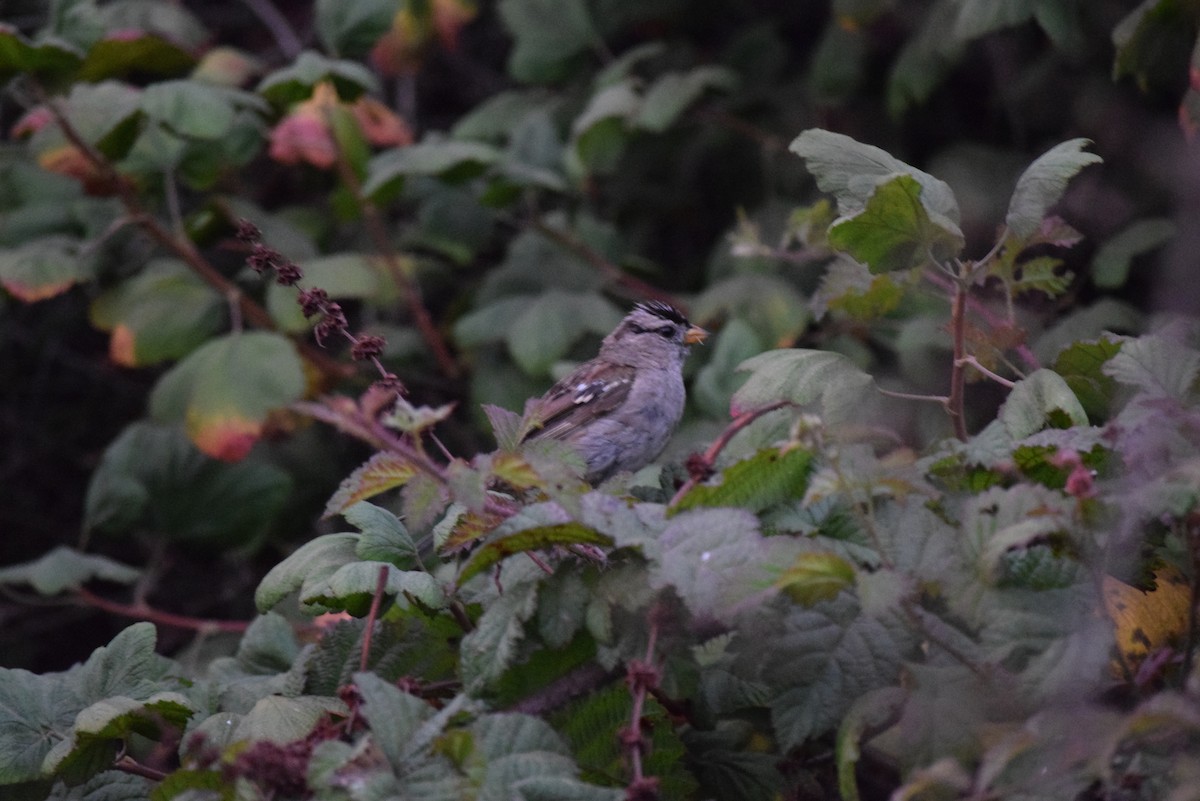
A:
[149,332,306,462]
[325,452,420,516]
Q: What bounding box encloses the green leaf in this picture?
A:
[0,26,82,81]
[731,349,874,425]
[254,532,359,613]
[1004,139,1101,242]
[0,235,91,303]
[302,562,445,615]
[692,318,765,418]
[346,502,418,567]
[257,50,378,105]
[0,547,139,596]
[673,447,815,514]
[506,290,623,376]
[233,695,346,744]
[84,421,292,546]
[52,81,144,159]
[1006,255,1072,298]
[363,139,502,198]
[634,66,737,132]
[998,369,1088,439]
[828,173,965,272]
[149,332,305,461]
[1092,218,1175,289]
[457,524,613,587]
[814,256,906,320]
[314,0,393,57]
[460,582,539,691]
[692,273,810,347]
[655,508,799,622]
[499,0,598,83]
[1103,334,1200,399]
[353,672,433,771]
[790,128,961,226]
[89,259,224,366]
[1052,336,1123,421]
[779,552,857,606]
[140,80,238,140]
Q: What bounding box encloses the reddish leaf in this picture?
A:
[325,452,420,516]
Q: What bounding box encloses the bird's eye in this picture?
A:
[657,325,676,338]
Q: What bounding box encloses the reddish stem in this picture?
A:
[947,279,968,441]
[76,587,250,634]
[360,564,390,672]
[669,400,794,507]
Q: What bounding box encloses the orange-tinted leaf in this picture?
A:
[324,451,419,516]
[440,509,505,553]
[489,452,543,490]
[149,332,306,461]
[110,324,137,366]
[188,409,260,462]
[0,236,90,302]
[352,96,413,147]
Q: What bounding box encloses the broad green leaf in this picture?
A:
[353,672,433,771]
[460,581,538,691]
[813,256,906,320]
[83,422,292,546]
[149,332,306,462]
[731,349,874,425]
[570,82,638,174]
[634,66,737,132]
[0,26,82,81]
[1113,0,1196,94]
[325,452,421,516]
[1031,298,1142,364]
[314,0,393,57]
[76,32,197,84]
[1004,139,1101,242]
[1102,334,1200,399]
[1052,336,1123,421]
[254,533,359,613]
[828,173,964,272]
[790,128,960,225]
[779,552,857,606]
[673,448,815,514]
[886,0,963,117]
[998,369,1088,438]
[363,139,501,198]
[505,290,622,376]
[655,508,799,622]
[692,273,810,347]
[457,524,614,587]
[499,0,598,83]
[1006,255,1072,298]
[346,502,417,567]
[953,0,1040,39]
[256,50,378,105]
[89,259,224,366]
[1092,218,1175,289]
[452,90,552,141]
[808,22,867,103]
[0,668,76,783]
[140,80,238,140]
[233,695,346,744]
[0,547,139,596]
[741,589,913,748]
[302,561,445,615]
[692,318,765,418]
[0,235,91,303]
[50,81,144,159]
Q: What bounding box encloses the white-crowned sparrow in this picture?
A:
[523,301,707,483]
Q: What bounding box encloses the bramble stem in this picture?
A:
[76,587,249,634]
[947,275,969,441]
[669,401,794,507]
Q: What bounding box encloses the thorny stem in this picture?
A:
[332,144,461,379]
[528,218,683,310]
[624,620,660,791]
[669,401,794,507]
[922,269,1041,372]
[360,565,390,672]
[76,587,250,634]
[947,273,969,441]
[41,94,349,380]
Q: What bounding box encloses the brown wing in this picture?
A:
[523,362,636,443]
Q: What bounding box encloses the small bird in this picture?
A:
[522,301,707,484]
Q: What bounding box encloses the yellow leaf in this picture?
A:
[1103,568,1191,675]
[324,452,418,516]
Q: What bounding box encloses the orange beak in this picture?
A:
[684,325,708,345]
